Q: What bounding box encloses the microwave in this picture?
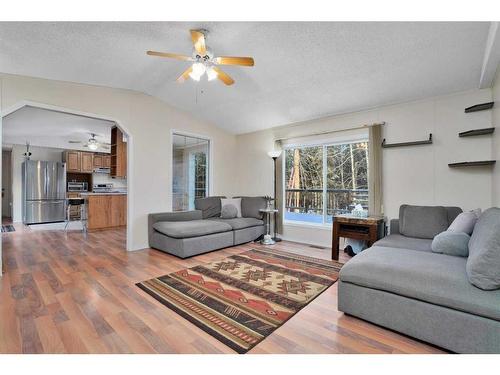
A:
[67,181,88,192]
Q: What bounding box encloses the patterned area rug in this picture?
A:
[136,248,343,353]
[1,224,15,233]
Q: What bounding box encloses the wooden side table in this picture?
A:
[331,215,385,260]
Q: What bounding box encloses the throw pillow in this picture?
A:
[220,204,238,219]
[220,198,242,218]
[448,209,481,235]
[466,207,500,290]
[431,231,470,257]
[399,205,448,239]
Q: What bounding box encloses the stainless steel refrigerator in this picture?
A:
[22,160,67,224]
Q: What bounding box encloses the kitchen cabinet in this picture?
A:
[93,154,103,168]
[86,194,127,230]
[103,155,111,168]
[81,152,94,173]
[110,126,127,178]
[65,151,81,172]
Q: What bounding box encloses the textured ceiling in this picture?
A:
[3,106,115,152]
[0,22,491,134]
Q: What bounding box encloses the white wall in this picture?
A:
[0,73,238,251]
[10,145,63,222]
[492,68,500,207]
[235,89,496,247]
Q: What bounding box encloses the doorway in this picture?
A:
[172,133,211,211]
[2,149,12,221]
[1,102,133,250]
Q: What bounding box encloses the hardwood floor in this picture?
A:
[0,226,446,354]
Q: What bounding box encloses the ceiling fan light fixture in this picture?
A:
[188,71,202,81]
[206,66,218,81]
[87,141,99,151]
[192,62,206,76]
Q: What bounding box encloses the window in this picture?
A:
[284,140,369,225]
[172,133,210,211]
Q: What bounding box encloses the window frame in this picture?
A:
[171,130,213,211]
[282,137,369,228]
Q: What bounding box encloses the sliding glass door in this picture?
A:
[284,140,368,225]
[172,133,210,211]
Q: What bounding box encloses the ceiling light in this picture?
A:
[188,71,202,81]
[87,141,99,151]
[206,66,218,81]
[192,62,206,76]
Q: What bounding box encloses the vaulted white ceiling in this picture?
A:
[0,22,493,134]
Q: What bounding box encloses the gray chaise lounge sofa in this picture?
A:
[338,205,500,353]
[148,196,266,258]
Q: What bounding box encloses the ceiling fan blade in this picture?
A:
[177,66,193,83]
[215,56,254,66]
[190,30,207,55]
[212,67,234,86]
[147,51,192,61]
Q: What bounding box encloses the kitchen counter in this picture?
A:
[83,193,127,230]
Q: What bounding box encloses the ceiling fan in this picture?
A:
[147,29,255,86]
[68,133,110,151]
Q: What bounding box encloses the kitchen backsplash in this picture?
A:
[92,173,127,188]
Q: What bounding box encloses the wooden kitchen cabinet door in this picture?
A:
[103,155,111,168]
[65,151,81,172]
[93,154,103,168]
[81,152,94,173]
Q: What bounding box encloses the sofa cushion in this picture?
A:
[467,207,500,290]
[431,231,470,257]
[194,196,226,219]
[448,211,480,235]
[399,205,448,239]
[208,217,264,230]
[220,204,238,219]
[445,206,464,226]
[239,196,267,219]
[340,246,500,321]
[153,220,232,239]
[221,198,242,218]
[374,234,432,252]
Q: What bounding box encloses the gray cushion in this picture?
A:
[220,198,242,218]
[220,204,238,219]
[448,212,479,235]
[208,217,264,230]
[445,206,464,226]
[194,196,225,219]
[399,205,448,239]
[153,219,232,239]
[374,234,432,252]
[431,231,470,257]
[467,207,500,290]
[239,196,267,219]
[340,246,500,321]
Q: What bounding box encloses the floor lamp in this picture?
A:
[267,150,282,242]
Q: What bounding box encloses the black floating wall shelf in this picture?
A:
[464,102,494,113]
[459,127,495,137]
[448,160,496,168]
[382,134,433,148]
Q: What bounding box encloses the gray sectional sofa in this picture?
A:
[148,196,266,258]
[338,205,500,354]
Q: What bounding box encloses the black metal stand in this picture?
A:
[271,156,282,242]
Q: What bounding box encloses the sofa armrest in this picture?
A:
[389,219,400,235]
[148,210,203,243]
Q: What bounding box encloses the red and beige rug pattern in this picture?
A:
[136,248,343,353]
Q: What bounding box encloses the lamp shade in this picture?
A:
[267,150,282,159]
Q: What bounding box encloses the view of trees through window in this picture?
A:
[284,141,369,224]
